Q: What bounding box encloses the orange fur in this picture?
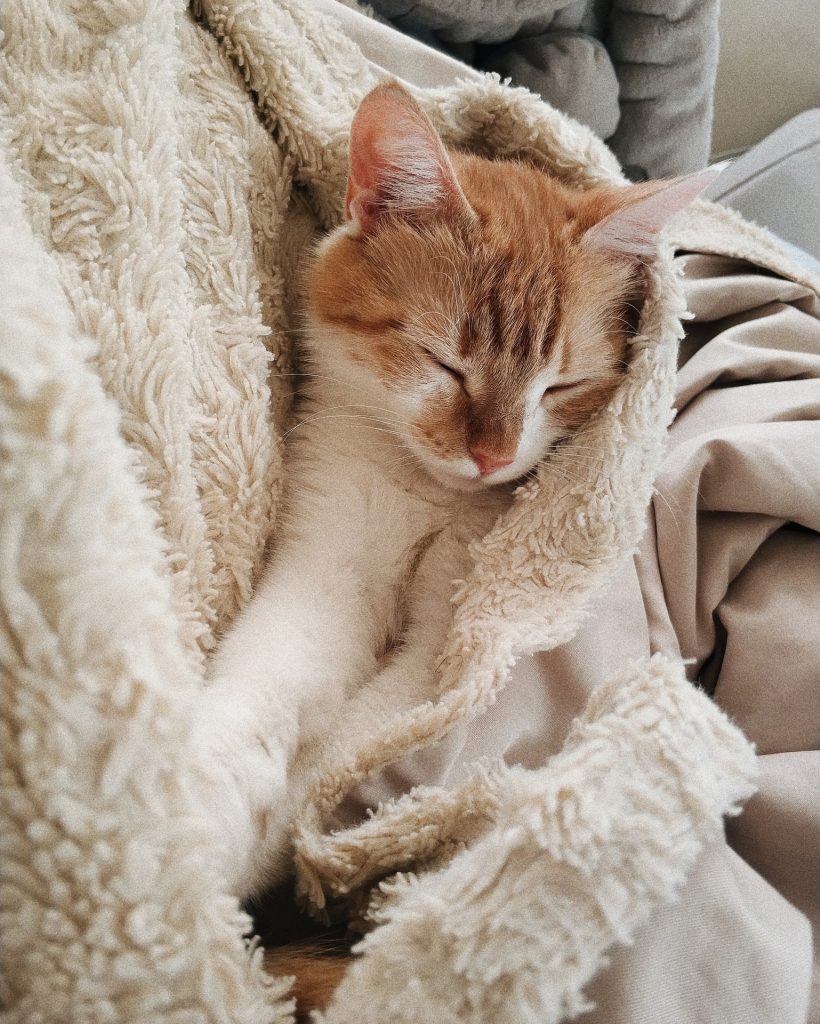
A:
[263,945,352,1020]
[246,87,714,1016]
[307,83,713,493]
[308,89,653,474]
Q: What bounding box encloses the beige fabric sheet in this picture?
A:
[347,253,820,1023]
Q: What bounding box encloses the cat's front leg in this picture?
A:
[187,683,292,899]
[188,549,384,899]
[295,507,500,810]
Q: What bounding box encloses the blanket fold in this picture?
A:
[317,657,757,1024]
[0,145,285,1024]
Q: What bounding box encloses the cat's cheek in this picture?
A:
[517,407,556,468]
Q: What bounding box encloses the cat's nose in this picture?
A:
[470,445,515,476]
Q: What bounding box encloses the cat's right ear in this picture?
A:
[345,81,474,236]
[581,170,719,260]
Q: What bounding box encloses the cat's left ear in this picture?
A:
[344,81,475,236]
[582,169,719,259]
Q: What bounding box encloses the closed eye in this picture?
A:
[542,380,587,400]
[423,350,465,385]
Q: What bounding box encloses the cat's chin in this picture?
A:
[418,463,492,493]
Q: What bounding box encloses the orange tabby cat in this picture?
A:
[193,81,714,1016]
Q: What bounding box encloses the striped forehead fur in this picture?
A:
[319,156,637,363]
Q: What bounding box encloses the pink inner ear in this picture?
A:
[583,169,719,258]
[345,82,471,233]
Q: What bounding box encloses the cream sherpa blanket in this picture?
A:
[5,1,815,1021]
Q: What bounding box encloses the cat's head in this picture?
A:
[308,82,713,491]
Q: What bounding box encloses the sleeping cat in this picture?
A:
[191,82,712,922]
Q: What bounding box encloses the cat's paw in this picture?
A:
[187,688,294,897]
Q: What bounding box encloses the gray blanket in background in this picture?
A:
[367,0,719,177]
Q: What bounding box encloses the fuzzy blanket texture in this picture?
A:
[1,1,817,1022]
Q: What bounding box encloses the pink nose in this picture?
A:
[470,446,515,476]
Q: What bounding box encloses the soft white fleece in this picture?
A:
[0,150,286,1022]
